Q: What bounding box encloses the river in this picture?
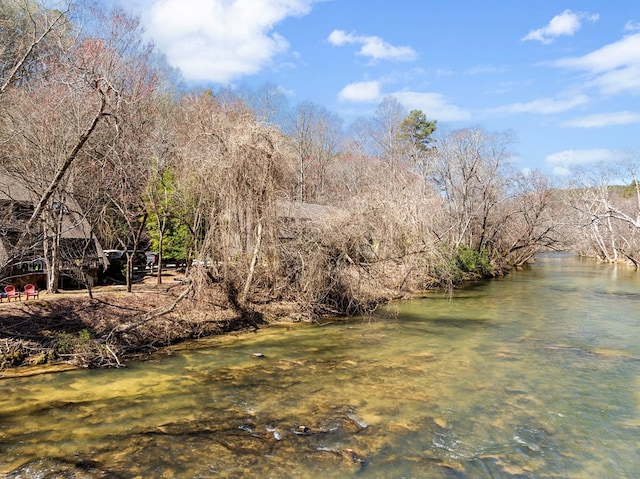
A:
[1,253,639,478]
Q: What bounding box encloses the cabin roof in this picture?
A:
[276,199,347,222]
[0,170,93,237]
[0,171,34,203]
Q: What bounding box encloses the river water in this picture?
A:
[1,253,639,478]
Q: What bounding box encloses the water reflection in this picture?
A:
[1,254,639,478]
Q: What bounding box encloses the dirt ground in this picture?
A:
[0,269,291,374]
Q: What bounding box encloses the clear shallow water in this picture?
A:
[1,253,639,478]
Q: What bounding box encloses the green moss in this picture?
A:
[1,350,28,368]
[56,332,74,354]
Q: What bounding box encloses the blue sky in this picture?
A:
[115,0,640,177]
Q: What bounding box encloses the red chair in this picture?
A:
[5,285,21,301]
[24,284,39,300]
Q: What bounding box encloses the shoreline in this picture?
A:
[0,270,390,375]
[0,265,491,376]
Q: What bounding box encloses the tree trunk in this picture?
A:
[241,222,263,305]
[156,228,164,285]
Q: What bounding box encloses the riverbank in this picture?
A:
[0,260,480,375]
[0,270,313,375]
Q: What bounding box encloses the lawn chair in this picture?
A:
[5,285,21,301]
[24,284,39,300]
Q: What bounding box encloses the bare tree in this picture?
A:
[564,156,640,266]
[0,2,125,290]
[173,91,291,307]
[285,101,342,202]
[0,0,73,95]
[431,127,515,251]
[491,170,558,266]
[346,96,410,176]
[0,4,162,291]
[239,81,289,126]
[80,7,160,291]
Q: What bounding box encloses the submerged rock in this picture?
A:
[293,425,313,435]
[433,417,448,429]
[4,458,106,479]
[308,447,367,473]
[265,425,283,441]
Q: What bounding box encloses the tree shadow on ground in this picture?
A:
[0,297,146,344]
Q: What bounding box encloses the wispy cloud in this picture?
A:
[484,79,534,96]
[545,148,623,175]
[624,21,640,33]
[522,9,599,44]
[391,91,471,122]
[337,82,470,122]
[562,111,640,128]
[552,33,640,95]
[338,81,381,102]
[492,95,589,115]
[139,0,321,83]
[553,33,640,72]
[327,30,418,62]
[467,64,506,75]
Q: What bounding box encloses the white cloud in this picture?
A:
[327,29,417,62]
[553,33,640,95]
[562,111,640,128]
[140,0,320,83]
[391,91,471,122]
[327,29,350,46]
[553,33,640,73]
[545,148,624,175]
[338,81,381,102]
[592,63,640,95]
[522,9,599,44]
[492,95,589,115]
[337,84,470,122]
[624,21,640,33]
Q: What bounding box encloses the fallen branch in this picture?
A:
[108,281,194,338]
[105,343,121,367]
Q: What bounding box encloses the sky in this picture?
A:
[113,0,640,177]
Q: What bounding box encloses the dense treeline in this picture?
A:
[1,1,639,323]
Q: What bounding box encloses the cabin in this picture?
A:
[276,199,349,240]
[0,170,106,290]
